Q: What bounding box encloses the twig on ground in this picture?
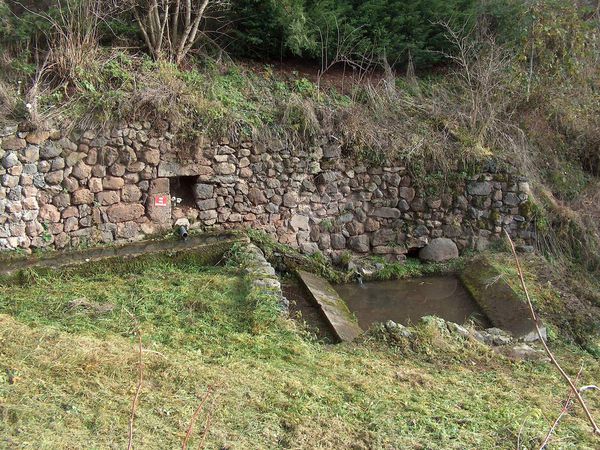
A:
[539,365,584,450]
[182,386,214,450]
[503,229,600,437]
[127,311,144,450]
[580,386,600,393]
[197,404,214,450]
[517,417,528,450]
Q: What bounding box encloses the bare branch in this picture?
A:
[539,365,584,450]
[127,312,144,450]
[504,229,600,437]
[182,386,214,450]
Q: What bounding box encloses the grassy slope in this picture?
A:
[1,257,599,449]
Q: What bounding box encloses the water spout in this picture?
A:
[178,225,189,240]
[356,274,364,285]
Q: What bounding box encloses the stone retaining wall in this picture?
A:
[0,122,534,258]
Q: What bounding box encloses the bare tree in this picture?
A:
[314,17,376,94]
[438,21,516,142]
[127,0,229,64]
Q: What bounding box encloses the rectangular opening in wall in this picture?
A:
[169,176,197,207]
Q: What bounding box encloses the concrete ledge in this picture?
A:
[0,231,242,278]
[460,257,545,341]
[297,270,363,342]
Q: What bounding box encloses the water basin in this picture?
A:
[334,276,491,329]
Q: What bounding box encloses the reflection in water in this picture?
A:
[334,276,490,329]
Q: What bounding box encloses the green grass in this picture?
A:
[1,257,599,449]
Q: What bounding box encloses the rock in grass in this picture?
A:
[67,298,115,316]
[498,343,550,362]
[385,320,413,339]
[419,238,459,262]
[446,321,470,339]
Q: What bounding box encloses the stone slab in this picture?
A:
[297,270,363,342]
[460,257,545,341]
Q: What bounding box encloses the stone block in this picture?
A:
[127,161,146,173]
[99,146,119,166]
[107,203,145,222]
[92,165,106,177]
[117,221,140,239]
[88,177,103,193]
[196,199,217,211]
[370,207,401,219]
[40,141,62,159]
[149,177,169,194]
[419,238,459,262]
[2,174,19,188]
[194,183,214,200]
[399,187,415,202]
[2,136,26,151]
[283,192,298,207]
[72,161,92,180]
[140,148,161,165]
[64,217,79,232]
[103,176,125,190]
[20,146,39,163]
[504,192,520,206]
[372,228,397,246]
[109,163,126,177]
[215,162,236,175]
[97,191,120,206]
[158,162,212,177]
[72,189,94,205]
[39,204,61,223]
[65,152,86,167]
[247,187,267,205]
[62,206,79,219]
[147,178,170,224]
[467,181,492,196]
[122,185,142,202]
[290,214,310,231]
[62,176,79,192]
[2,152,19,169]
[52,192,71,208]
[349,234,370,253]
[51,157,65,171]
[25,131,50,145]
[346,221,364,236]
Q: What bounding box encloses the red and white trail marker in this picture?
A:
[154,195,169,207]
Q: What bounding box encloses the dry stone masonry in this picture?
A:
[0,122,534,258]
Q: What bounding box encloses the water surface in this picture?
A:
[334,276,490,329]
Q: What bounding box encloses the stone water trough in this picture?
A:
[296,256,544,344]
[0,231,242,279]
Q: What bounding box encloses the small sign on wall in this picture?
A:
[154,195,169,207]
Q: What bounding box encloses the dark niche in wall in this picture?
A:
[169,176,197,207]
[406,246,421,259]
